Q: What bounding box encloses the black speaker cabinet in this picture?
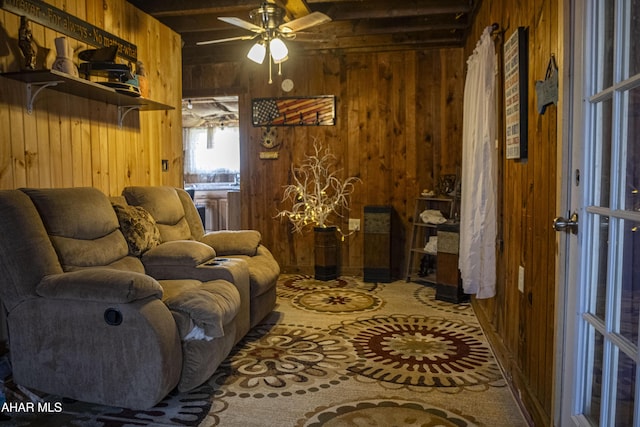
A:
[363,206,392,282]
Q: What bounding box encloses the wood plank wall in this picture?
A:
[0,0,183,195]
[0,1,561,423]
[183,48,465,277]
[184,1,562,424]
[464,1,560,425]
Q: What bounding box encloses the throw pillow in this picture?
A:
[112,203,161,256]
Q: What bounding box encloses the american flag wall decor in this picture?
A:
[252,96,335,127]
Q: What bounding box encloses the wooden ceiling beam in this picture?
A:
[318,0,473,20]
[126,0,480,67]
[129,0,313,19]
[182,30,464,62]
[181,36,462,64]
[130,0,473,19]
[181,19,468,46]
[127,0,258,17]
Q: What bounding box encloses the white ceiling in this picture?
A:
[182,96,239,128]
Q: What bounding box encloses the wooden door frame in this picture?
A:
[554,0,580,424]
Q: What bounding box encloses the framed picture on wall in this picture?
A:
[504,27,528,160]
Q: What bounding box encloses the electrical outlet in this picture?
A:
[518,266,525,293]
[348,218,360,231]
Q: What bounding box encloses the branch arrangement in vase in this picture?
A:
[276,140,361,238]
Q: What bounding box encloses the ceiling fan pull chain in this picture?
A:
[268,56,273,84]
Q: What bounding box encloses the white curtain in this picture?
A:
[459,26,497,299]
[183,128,197,175]
[184,127,216,174]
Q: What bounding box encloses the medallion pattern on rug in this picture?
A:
[333,314,504,390]
[209,323,356,397]
[291,288,383,313]
[298,399,479,427]
[277,275,380,300]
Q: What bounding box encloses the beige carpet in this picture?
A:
[3,275,528,426]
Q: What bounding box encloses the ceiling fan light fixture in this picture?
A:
[247,42,266,64]
[269,37,288,63]
[273,54,289,65]
[199,2,331,84]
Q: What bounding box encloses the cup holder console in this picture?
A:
[203,257,229,267]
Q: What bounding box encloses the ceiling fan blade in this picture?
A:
[279,12,331,33]
[218,17,265,33]
[196,34,258,46]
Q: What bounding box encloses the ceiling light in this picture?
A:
[270,38,288,63]
[247,42,266,64]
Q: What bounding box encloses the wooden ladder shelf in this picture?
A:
[404,196,455,284]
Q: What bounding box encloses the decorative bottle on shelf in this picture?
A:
[136,61,148,97]
[52,37,78,77]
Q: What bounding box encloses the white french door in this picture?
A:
[559,1,640,425]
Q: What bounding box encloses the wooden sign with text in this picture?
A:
[1,0,137,62]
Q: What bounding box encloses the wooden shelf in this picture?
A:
[410,248,437,255]
[412,222,437,228]
[418,196,453,201]
[1,69,174,127]
[405,196,455,283]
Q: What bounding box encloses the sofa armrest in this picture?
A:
[200,230,261,256]
[36,269,163,303]
[142,240,216,267]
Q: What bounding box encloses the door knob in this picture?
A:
[553,212,579,234]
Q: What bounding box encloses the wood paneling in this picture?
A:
[183,48,464,277]
[0,0,183,195]
[184,1,561,424]
[464,1,560,425]
[0,1,561,423]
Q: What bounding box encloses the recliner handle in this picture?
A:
[104,308,123,326]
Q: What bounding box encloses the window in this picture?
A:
[182,96,240,188]
[183,126,239,186]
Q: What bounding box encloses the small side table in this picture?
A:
[435,222,468,303]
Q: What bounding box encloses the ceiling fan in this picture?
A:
[196,2,331,83]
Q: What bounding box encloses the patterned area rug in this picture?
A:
[3,275,527,426]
